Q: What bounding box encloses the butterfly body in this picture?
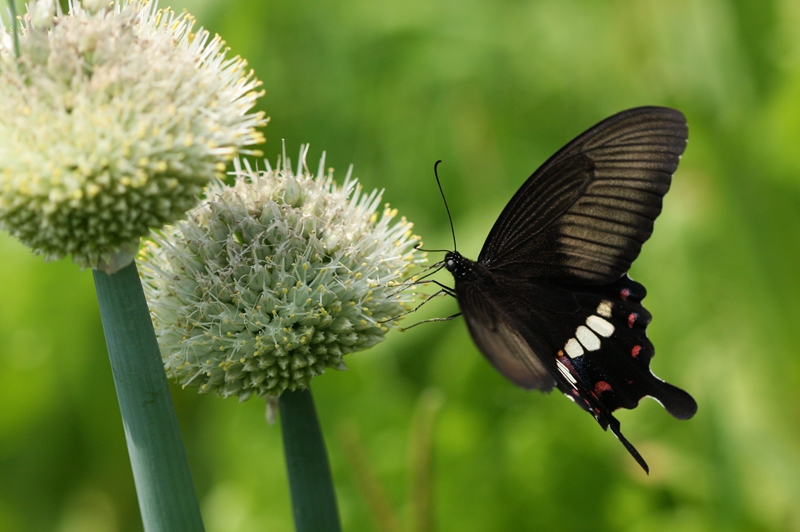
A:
[442,107,697,472]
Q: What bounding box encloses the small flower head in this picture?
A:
[0,0,267,271]
[138,146,424,401]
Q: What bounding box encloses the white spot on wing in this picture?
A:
[564,338,584,358]
[556,359,577,385]
[576,325,601,351]
[586,315,614,337]
[597,300,613,318]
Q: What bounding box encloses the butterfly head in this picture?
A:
[444,251,470,280]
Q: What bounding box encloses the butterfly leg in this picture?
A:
[399,312,462,331]
[392,261,446,291]
[414,260,447,278]
[378,289,450,323]
[418,279,457,297]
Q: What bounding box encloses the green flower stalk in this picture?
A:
[138,146,423,401]
[0,0,266,272]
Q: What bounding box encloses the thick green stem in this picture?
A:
[280,388,342,532]
[7,0,20,59]
[93,262,204,532]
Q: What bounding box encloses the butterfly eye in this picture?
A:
[445,258,456,271]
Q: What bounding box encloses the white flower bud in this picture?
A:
[138,147,425,400]
[0,0,267,270]
[30,0,56,28]
[81,0,108,14]
[0,35,13,70]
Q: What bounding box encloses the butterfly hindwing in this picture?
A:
[545,276,698,421]
[455,274,557,392]
[478,107,688,284]
[468,271,696,422]
[459,271,697,471]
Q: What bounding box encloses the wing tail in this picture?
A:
[651,380,698,420]
[607,416,650,474]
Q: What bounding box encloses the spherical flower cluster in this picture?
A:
[0,0,267,271]
[138,147,424,401]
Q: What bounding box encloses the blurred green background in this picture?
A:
[2,0,800,530]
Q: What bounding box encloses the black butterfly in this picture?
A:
[440,107,697,473]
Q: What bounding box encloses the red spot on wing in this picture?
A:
[594,381,612,394]
[620,288,631,301]
[631,345,642,358]
[628,312,638,328]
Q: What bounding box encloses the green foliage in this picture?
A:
[2,0,800,530]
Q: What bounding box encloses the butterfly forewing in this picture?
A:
[479,107,688,284]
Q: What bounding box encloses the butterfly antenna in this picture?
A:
[434,160,457,251]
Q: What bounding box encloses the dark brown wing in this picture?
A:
[456,277,557,392]
[478,107,687,284]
